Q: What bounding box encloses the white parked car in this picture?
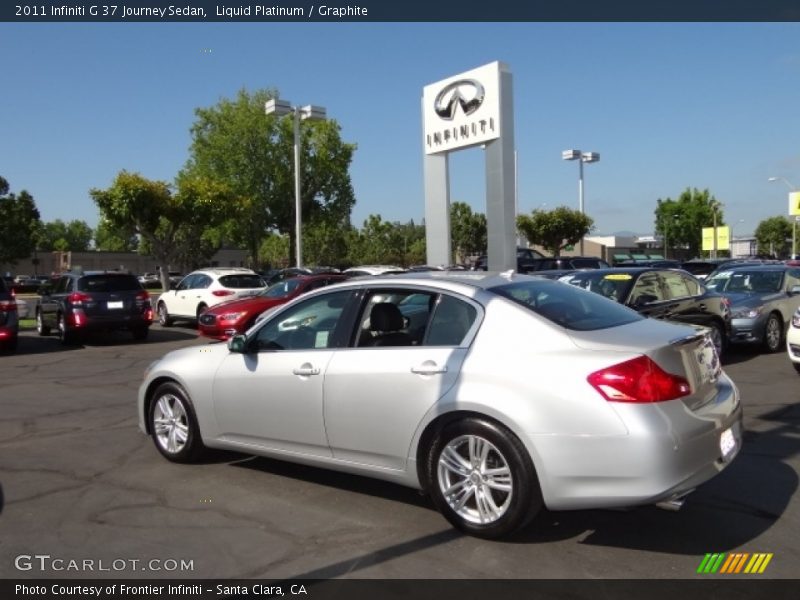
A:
[155,268,266,326]
[786,307,800,373]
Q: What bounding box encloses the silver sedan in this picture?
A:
[704,265,800,353]
[138,272,742,538]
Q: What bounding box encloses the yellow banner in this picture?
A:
[702,226,730,251]
[790,192,800,216]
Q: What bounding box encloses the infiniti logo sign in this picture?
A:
[434,79,485,120]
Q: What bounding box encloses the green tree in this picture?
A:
[450,202,487,263]
[654,188,725,258]
[516,206,593,256]
[94,217,139,252]
[91,171,231,290]
[38,219,94,251]
[754,216,792,258]
[0,177,41,268]
[184,88,357,268]
[258,233,290,269]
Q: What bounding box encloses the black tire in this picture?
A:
[132,326,149,341]
[36,310,51,336]
[0,335,17,354]
[196,303,208,320]
[708,320,727,357]
[793,362,800,375]
[57,313,79,346]
[427,418,543,539]
[763,313,783,353]
[157,302,173,327]
[148,381,206,463]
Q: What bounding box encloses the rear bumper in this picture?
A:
[69,313,151,331]
[530,375,743,510]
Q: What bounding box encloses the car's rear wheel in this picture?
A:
[427,418,542,539]
[149,382,206,463]
[57,313,79,345]
[763,313,783,353]
[793,362,800,375]
[157,302,173,327]
[196,303,208,320]
[36,310,50,336]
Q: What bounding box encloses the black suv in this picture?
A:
[35,271,153,344]
[473,248,546,272]
[0,277,19,353]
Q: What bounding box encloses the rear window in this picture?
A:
[489,279,642,331]
[218,274,266,289]
[77,275,142,292]
[262,279,301,298]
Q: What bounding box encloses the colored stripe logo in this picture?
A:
[697,553,773,574]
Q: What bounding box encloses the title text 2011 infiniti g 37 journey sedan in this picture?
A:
[138,272,743,539]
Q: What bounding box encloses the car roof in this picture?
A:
[711,264,790,271]
[325,270,548,295]
[189,267,257,276]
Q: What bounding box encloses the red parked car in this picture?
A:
[197,274,346,340]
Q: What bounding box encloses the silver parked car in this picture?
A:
[138,272,742,538]
[704,265,800,353]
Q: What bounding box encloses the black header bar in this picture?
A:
[2,1,800,22]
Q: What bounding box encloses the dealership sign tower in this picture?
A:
[422,61,517,270]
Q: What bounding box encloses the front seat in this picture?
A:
[365,303,412,347]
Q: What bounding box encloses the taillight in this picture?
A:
[136,291,150,302]
[587,355,691,403]
[212,290,235,297]
[0,299,16,311]
[67,292,92,306]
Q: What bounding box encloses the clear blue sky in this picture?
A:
[1,22,799,237]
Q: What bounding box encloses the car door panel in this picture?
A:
[323,347,468,470]
[212,349,334,456]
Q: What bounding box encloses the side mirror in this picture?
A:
[790,285,800,296]
[228,334,249,354]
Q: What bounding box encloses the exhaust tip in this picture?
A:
[655,490,694,512]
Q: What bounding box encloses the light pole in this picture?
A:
[265,98,327,269]
[709,200,722,259]
[562,149,600,255]
[768,176,798,259]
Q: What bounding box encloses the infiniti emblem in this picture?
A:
[434,79,485,120]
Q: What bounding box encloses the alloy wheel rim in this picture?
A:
[158,305,167,324]
[36,312,43,333]
[766,318,780,350]
[153,394,189,454]
[437,434,513,524]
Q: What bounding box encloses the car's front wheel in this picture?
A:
[763,313,783,353]
[149,382,206,463]
[57,313,79,345]
[427,418,542,539]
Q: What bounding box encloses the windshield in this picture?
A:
[705,270,784,294]
[489,279,642,331]
[260,279,302,298]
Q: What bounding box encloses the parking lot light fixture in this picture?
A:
[265,99,327,269]
[562,149,600,255]
[769,177,798,258]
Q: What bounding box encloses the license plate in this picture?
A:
[720,428,736,460]
[107,301,124,309]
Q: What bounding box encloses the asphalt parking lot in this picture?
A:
[0,323,798,579]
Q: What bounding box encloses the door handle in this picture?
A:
[293,364,320,376]
[411,362,447,375]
